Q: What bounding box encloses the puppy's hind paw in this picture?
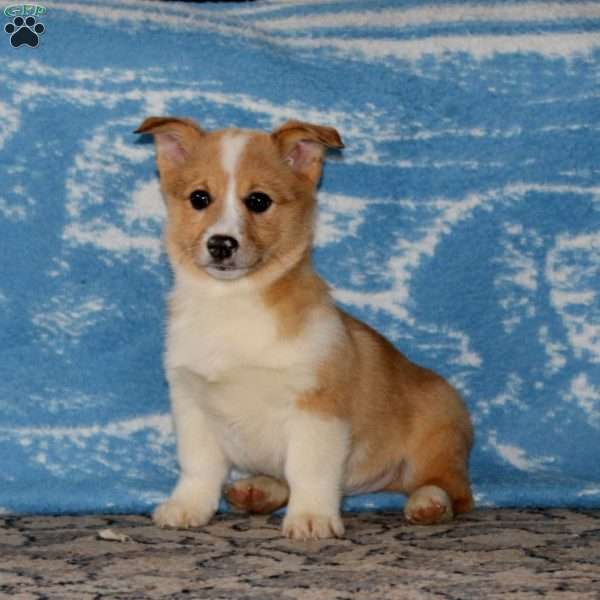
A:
[405,485,454,525]
[225,475,289,515]
[153,499,213,530]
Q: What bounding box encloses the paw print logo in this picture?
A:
[5,16,45,48]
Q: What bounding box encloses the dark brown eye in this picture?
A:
[189,189,211,211]
[244,192,272,214]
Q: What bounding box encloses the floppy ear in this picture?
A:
[134,116,205,173]
[272,120,344,186]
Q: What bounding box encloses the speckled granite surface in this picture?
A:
[1,510,599,599]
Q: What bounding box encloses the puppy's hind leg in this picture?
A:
[390,424,474,525]
[225,475,290,514]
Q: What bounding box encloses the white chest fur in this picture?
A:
[164,277,343,476]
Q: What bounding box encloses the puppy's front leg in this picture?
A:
[154,368,230,529]
[283,413,350,540]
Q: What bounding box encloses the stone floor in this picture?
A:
[1,509,599,599]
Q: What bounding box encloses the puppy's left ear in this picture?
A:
[272,120,344,186]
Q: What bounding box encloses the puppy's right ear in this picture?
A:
[135,116,205,172]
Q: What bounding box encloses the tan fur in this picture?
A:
[262,255,331,338]
[137,116,474,535]
[263,274,474,514]
[225,476,290,515]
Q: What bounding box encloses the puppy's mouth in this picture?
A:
[203,260,261,281]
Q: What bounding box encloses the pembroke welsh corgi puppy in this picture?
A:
[135,116,474,540]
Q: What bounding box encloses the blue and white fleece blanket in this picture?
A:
[1,0,599,515]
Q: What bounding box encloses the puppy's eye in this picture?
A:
[189,190,212,211]
[244,192,272,214]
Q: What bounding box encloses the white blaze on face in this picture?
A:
[206,133,248,240]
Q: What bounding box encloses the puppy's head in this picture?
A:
[135,117,343,285]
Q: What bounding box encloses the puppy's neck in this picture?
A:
[171,249,331,339]
[262,252,332,339]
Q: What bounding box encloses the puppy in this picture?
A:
[135,116,474,540]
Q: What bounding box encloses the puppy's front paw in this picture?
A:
[282,512,345,540]
[153,499,213,529]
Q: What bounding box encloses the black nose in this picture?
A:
[207,235,239,261]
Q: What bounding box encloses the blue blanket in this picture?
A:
[1,0,599,515]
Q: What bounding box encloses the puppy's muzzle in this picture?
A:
[207,235,239,261]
